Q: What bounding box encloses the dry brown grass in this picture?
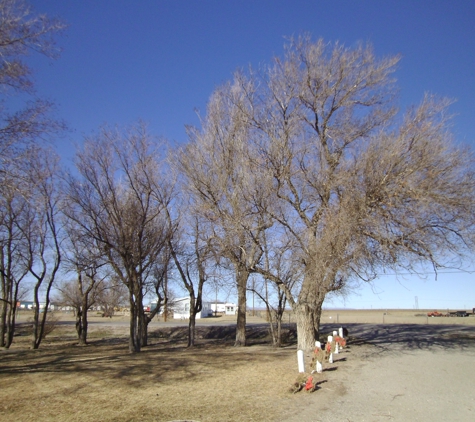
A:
[2,309,474,422]
[0,317,316,422]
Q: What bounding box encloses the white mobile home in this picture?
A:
[172,297,213,319]
[210,302,237,316]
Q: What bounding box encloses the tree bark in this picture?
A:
[128,288,141,353]
[79,301,89,346]
[139,311,150,348]
[5,303,16,349]
[75,307,83,342]
[188,313,196,347]
[0,300,7,348]
[234,267,249,347]
[295,303,319,351]
[276,317,282,348]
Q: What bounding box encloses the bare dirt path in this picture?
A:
[285,324,475,422]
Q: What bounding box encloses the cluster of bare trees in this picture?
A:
[0,0,64,349]
[179,36,475,350]
[64,124,175,352]
[2,1,475,353]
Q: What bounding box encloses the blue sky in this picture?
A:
[27,0,475,309]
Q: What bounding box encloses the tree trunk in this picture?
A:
[276,316,282,348]
[234,268,249,347]
[295,303,318,351]
[0,300,7,348]
[312,301,323,341]
[128,290,141,353]
[78,301,88,346]
[188,313,196,347]
[266,306,277,346]
[6,282,21,348]
[0,275,18,349]
[32,308,48,350]
[139,311,150,348]
[75,308,83,343]
[31,286,47,350]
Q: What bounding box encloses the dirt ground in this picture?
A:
[1,311,475,421]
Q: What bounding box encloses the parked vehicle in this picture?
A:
[427,311,444,317]
[448,310,469,317]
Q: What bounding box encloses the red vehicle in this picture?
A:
[427,311,444,317]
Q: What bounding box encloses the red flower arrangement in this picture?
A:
[312,346,326,366]
[305,376,314,391]
[334,335,347,348]
[290,373,317,393]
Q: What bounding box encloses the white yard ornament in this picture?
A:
[327,335,334,364]
[297,349,305,373]
[338,327,344,338]
[315,341,323,373]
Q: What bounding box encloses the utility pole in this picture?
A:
[215,278,218,317]
[252,277,255,317]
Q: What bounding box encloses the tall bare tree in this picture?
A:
[177,87,272,346]
[66,123,173,352]
[0,166,30,347]
[169,214,215,347]
[144,246,172,323]
[19,146,62,349]
[58,221,108,345]
[248,234,300,347]
[189,36,475,351]
[0,0,65,347]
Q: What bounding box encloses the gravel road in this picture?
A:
[285,324,475,421]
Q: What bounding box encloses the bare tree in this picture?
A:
[192,36,475,351]
[94,277,127,318]
[66,123,173,353]
[0,167,29,347]
[0,0,65,165]
[249,235,300,347]
[169,215,214,347]
[58,225,108,345]
[177,87,273,346]
[19,146,62,349]
[0,0,65,347]
[144,246,172,323]
[0,0,64,91]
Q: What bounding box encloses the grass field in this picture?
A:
[1,309,474,421]
[320,308,475,325]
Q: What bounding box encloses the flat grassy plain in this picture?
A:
[1,309,474,422]
[320,308,475,325]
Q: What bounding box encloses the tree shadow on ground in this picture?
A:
[150,323,297,347]
[321,323,475,355]
[0,324,296,387]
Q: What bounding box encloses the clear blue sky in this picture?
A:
[28,0,475,309]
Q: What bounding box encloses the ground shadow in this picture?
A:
[320,323,475,354]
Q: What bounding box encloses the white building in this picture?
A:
[172,297,213,319]
[210,302,237,316]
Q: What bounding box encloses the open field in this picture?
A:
[320,308,475,325]
[1,310,475,421]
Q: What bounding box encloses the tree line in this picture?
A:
[2,0,475,353]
